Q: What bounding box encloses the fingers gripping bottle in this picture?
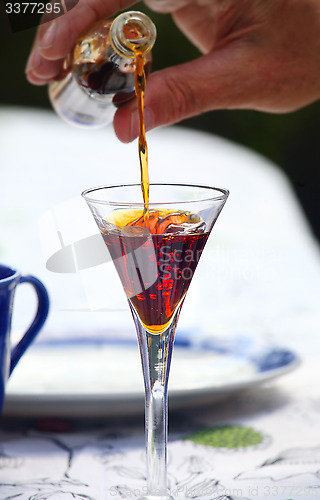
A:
[48,11,156,128]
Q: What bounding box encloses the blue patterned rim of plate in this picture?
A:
[34,332,299,374]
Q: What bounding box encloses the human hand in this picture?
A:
[26,0,320,142]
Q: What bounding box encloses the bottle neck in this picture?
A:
[110,11,156,59]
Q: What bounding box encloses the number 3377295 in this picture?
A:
[6,3,62,15]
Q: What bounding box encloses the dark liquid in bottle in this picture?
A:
[72,18,152,108]
[49,14,154,128]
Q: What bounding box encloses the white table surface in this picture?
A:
[1,106,320,499]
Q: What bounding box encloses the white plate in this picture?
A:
[3,334,299,417]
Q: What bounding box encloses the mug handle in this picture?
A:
[10,274,50,374]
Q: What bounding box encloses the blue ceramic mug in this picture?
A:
[0,264,49,414]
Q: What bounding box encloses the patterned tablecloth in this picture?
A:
[1,107,320,500]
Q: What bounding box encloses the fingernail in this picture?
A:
[130,107,154,141]
[25,49,42,74]
[40,21,57,49]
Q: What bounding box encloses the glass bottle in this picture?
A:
[48,11,156,128]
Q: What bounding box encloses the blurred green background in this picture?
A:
[1,2,319,241]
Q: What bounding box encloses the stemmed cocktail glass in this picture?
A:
[82,183,228,499]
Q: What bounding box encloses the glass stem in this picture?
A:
[130,303,181,498]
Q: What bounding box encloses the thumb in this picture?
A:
[113,48,258,143]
